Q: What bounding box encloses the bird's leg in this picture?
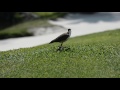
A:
[61,42,70,51]
[57,42,63,51]
[60,42,63,47]
[59,42,63,50]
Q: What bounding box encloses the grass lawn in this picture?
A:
[0,29,120,78]
[0,12,67,39]
[0,20,53,39]
[33,12,67,19]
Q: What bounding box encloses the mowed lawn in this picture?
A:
[0,29,120,78]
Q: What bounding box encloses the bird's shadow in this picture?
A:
[55,46,74,52]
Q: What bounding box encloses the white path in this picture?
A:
[49,12,120,37]
[0,12,120,51]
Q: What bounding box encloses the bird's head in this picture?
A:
[68,29,71,31]
[68,29,71,36]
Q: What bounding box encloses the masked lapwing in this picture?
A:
[49,29,71,50]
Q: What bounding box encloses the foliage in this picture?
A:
[0,20,53,39]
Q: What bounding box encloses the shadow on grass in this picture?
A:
[50,46,74,52]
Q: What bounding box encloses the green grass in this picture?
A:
[0,29,120,78]
[0,12,67,39]
[33,12,67,19]
[0,20,53,39]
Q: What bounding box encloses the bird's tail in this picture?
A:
[49,40,54,44]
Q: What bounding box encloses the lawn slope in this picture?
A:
[0,29,120,78]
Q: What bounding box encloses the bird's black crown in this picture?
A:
[68,29,71,31]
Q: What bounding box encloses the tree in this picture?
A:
[0,12,23,30]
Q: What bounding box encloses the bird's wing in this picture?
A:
[52,33,69,42]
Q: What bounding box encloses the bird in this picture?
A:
[49,29,71,49]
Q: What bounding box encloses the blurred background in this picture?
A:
[0,12,120,51]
